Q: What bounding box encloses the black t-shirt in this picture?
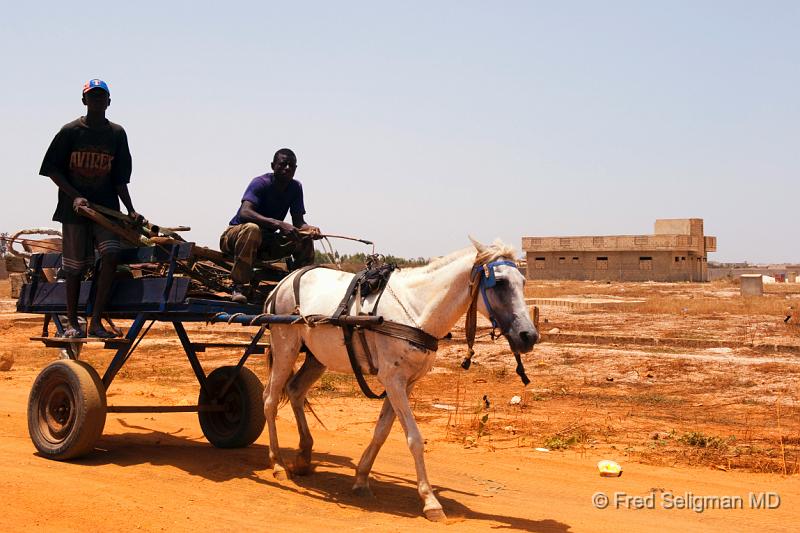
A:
[39,117,132,223]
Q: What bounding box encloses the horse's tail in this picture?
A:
[266,345,328,429]
[304,399,328,430]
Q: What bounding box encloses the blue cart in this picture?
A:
[19,242,381,460]
[19,242,287,460]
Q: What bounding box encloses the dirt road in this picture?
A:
[1,278,798,532]
[1,365,796,532]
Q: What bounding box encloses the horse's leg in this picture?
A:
[384,378,446,521]
[286,351,326,475]
[263,331,302,480]
[352,381,416,496]
[352,396,395,497]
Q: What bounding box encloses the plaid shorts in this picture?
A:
[61,222,120,274]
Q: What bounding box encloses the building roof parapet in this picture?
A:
[522,234,710,253]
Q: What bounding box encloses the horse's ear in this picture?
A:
[469,235,487,253]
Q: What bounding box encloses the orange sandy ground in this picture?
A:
[1,279,799,532]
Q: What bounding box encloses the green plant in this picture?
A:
[477,413,490,438]
[679,432,734,449]
[543,434,580,450]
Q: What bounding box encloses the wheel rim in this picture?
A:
[38,380,77,444]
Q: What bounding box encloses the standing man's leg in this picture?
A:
[87,225,121,338]
[61,223,94,337]
[220,223,262,303]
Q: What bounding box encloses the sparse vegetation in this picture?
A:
[679,432,733,449]
[314,372,357,396]
[543,434,582,450]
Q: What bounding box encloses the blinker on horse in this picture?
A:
[262,238,538,521]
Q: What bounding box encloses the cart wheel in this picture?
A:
[27,360,107,460]
[198,366,265,448]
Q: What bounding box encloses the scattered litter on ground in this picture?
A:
[598,460,623,477]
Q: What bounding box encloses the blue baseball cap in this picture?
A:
[83,79,110,95]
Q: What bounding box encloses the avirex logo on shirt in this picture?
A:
[69,149,115,178]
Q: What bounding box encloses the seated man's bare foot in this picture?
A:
[104,319,124,337]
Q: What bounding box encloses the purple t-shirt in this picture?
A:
[229,173,306,227]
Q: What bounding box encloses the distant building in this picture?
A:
[521,219,717,282]
[708,264,800,282]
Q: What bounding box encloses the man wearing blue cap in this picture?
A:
[39,79,140,338]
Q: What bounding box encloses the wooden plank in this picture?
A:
[75,205,151,247]
[30,336,131,349]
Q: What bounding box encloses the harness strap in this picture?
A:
[263,264,324,315]
[265,263,435,399]
[369,272,392,316]
[343,325,386,399]
[331,268,387,399]
[370,320,439,352]
[333,269,365,319]
[356,328,379,374]
[292,265,324,310]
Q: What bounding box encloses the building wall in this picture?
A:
[709,267,800,281]
[526,250,707,282]
[654,218,703,237]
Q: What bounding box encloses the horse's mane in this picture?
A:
[397,239,517,279]
[473,239,517,265]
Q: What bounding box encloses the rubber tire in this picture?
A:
[198,366,266,448]
[27,360,107,460]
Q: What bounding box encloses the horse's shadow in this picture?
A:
[73,420,571,532]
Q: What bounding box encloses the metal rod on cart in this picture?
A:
[210,313,384,327]
[107,405,226,413]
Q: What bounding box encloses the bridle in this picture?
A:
[475,260,517,332]
[462,259,531,385]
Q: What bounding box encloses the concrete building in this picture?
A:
[521,219,717,282]
[708,264,800,282]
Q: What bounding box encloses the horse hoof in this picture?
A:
[424,508,447,522]
[352,486,374,498]
[273,469,290,481]
[291,464,313,476]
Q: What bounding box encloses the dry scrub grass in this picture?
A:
[526,279,799,317]
[627,296,789,316]
[413,327,800,476]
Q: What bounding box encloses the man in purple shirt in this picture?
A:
[220,148,321,303]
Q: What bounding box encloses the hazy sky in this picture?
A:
[1,1,797,262]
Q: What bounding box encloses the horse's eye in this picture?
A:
[494,279,508,287]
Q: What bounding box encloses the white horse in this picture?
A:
[263,239,538,521]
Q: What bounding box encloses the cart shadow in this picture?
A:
[76,423,570,532]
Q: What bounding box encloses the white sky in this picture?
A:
[1,1,797,262]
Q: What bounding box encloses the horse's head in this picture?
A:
[470,238,539,354]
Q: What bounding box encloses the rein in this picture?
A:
[461,260,530,386]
